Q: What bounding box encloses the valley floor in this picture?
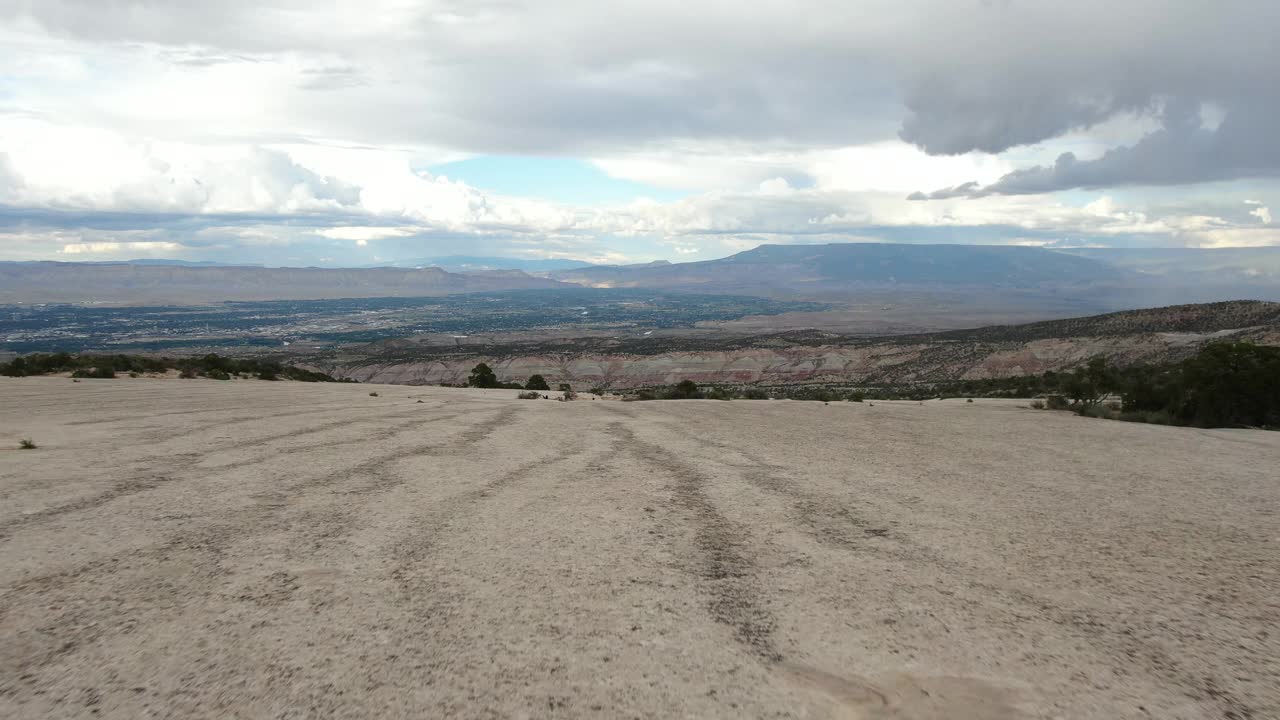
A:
[1,378,1277,719]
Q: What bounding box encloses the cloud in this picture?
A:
[4,180,1280,264]
[2,1,1279,262]
[0,120,362,214]
[919,98,1280,198]
[60,241,182,255]
[891,3,1278,158]
[313,226,419,241]
[906,182,980,202]
[3,1,1274,163]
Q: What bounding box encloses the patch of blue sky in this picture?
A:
[427,155,688,206]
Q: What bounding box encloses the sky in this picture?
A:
[0,0,1278,266]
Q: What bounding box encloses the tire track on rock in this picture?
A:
[388,437,586,599]
[604,421,783,663]
[662,418,1264,719]
[0,409,474,541]
[0,405,528,685]
[60,399,371,427]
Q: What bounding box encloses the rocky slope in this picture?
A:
[329,301,1280,388]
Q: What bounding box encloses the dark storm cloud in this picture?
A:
[906,182,981,201]
[914,97,1280,199]
[8,0,1278,172]
[895,1,1280,194]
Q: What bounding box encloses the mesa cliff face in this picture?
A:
[329,301,1280,388]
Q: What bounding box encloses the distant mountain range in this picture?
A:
[3,243,1278,307]
[0,259,257,268]
[0,263,567,304]
[550,243,1125,291]
[1056,247,1280,281]
[370,255,597,273]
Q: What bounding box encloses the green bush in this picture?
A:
[1118,409,1175,425]
[525,374,551,391]
[468,363,499,388]
[517,390,541,399]
[665,380,702,399]
[71,366,116,379]
[19,438,37,450]
[0,353,337,382]
[1174,343,1280,428]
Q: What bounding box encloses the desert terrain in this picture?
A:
[334,301,1280,389]
[2,378,1278,719]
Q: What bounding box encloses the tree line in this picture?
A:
[1062,343,1280,428]
[0,353,342,383]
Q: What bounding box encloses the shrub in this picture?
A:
[1117,409,1175,425]
[468,363,499,388]
[517,390,541,399]
[71,366,116,379]
[665,379,702,399]
[1,353,338,382]
[1174,343,1280,428]
[1075,403,1114,420]
[1045,394,1070,410]
[525,374,551,391]
[1030,399,1046,410]
[560,389,577,401]
[966,398,974,403]
[846,391,865,402]
[369,391,380,397]
[705,386,734,401]
[1,357,28,377]
[207,369,231,381]
[19,438,37,450]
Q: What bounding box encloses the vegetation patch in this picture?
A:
[610,342,1278,429]
[1,352,346,383]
